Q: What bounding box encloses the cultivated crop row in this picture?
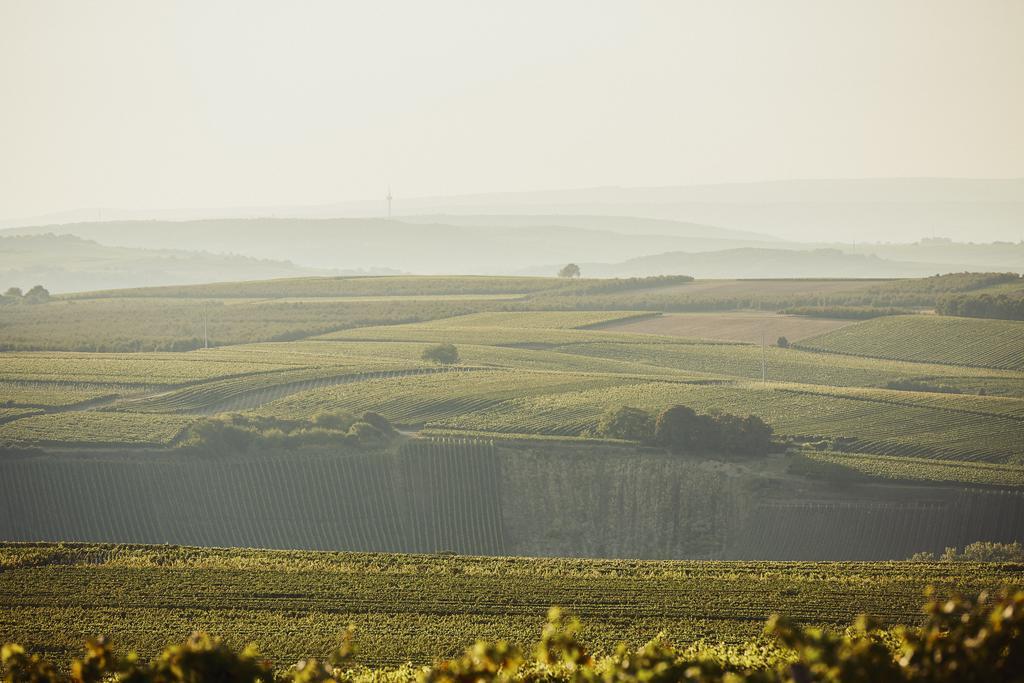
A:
[1,543,1018,668]
[0,439,505,554]
[0,351,298,384]
[112,363,423,414]
[554,341,1024,395]
[0,381,144,408]
[798,450,1024,487]
[428,380,1024,462]
[419,311,656,329]
[255,370,630,425]
[0,411,196,446]
[796,315,1024,370]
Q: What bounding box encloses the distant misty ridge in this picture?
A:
[4,177,1024,242]
[1,178,1022,292]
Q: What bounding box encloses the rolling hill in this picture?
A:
[6,178,1022,245]
[528,247,988,279]
[0,233,340,294]
[0,217,778,275]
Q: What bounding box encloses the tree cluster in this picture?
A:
[936,292,1024,321]
[184,411,396,453]
[596,405,773,457]
[0,285,50,305]
[910,541,1024,563]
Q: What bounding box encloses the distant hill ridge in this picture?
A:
[527,247,1020,279]
[5,177,1021,242]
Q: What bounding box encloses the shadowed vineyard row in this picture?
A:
[2,439,1022,560]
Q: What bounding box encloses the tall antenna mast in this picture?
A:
[386,187,393,219]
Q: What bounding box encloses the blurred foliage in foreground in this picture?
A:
[3,590,1022,683]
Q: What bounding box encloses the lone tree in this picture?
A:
[23,285,51,304]
[557,263,581,278]
[776,336,789,348]
[4,287,23,298]
[422,343,460,365]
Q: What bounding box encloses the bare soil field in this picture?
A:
[596,311,856,343]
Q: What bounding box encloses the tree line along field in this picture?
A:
[1,543,1020,670]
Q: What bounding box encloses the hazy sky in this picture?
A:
[1,0,1023,219]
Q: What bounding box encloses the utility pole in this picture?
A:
[761,331,766,384]
[203,306,208,349]
[386,187,393,219]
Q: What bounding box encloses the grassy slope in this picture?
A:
[1,543,1018,668]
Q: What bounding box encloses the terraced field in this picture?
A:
[1,543,1019,668]
[0,411,196,446]
[0,381,142,408]
[799,451,1024,488]
[0,308,1021,471]
[796,315,1024,370]
[425,380,1024,462]
[244,340,705,377]
[111,364,426,414]
[555,341,1024,395]
[71,275,576,299]
[593,311,855,343]
[254,369,655,426]
[0,351,301,384]
[316,325,680,348]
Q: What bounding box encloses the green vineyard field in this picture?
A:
[554,341,1024,396]
[798,450,1024,487]
[796,315,1024,370]
[316,322,726,348]
[0,411,196,445]
[3,439,1021,560]
[254,370,640,426]
[0,351,299,385]
[0,543,1019,668]
[428,380,1024,462]
[417,311,657,329]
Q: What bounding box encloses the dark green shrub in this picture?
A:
[654,406,773,456]
[595,407,653,442]
[884,378,961,394]
[422,344,460,365]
